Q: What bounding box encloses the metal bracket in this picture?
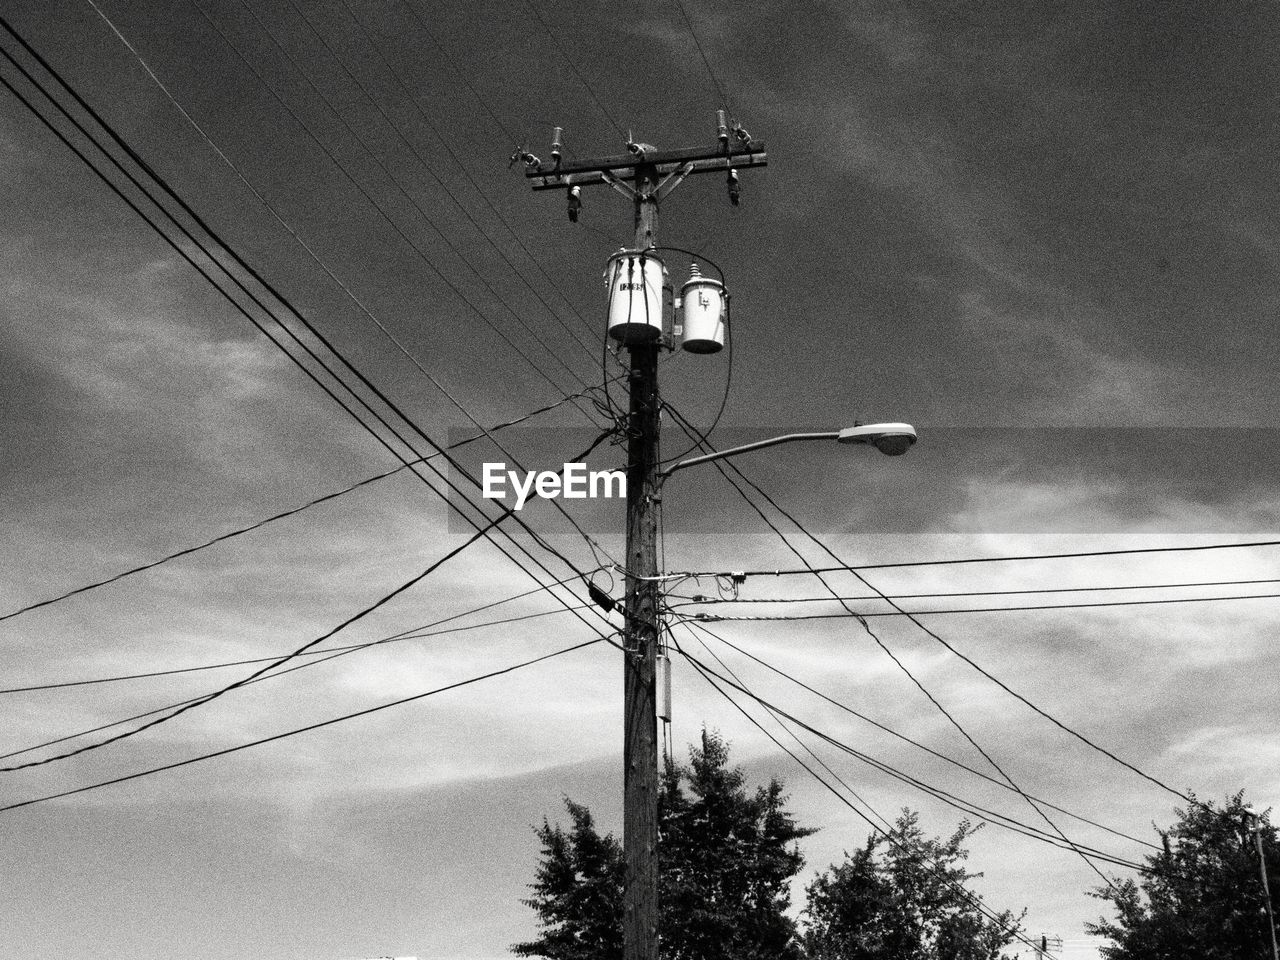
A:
[655,162,695,202]
[599,169,638,201]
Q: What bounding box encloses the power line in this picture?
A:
[661,403,1122,892]
[668,576,1280,603]
[2,12,621,605]
[0,595,598,696]
[682,619,1158,851]
[673,640,1043,953]
[0,510,510,771]
[396,0,608,351]
[0,47,562,624]
[662,402,1200,809]
[187,0,623,574]
[0,384,606,630]
[0,636,610,814]
[334,0,602,356]
[0,576,605,763]
[677,619,1147,866]
[671,0,732,112]
[191,0,594,404]
[520,0,628,140]
[0,19,624,747]
[680,591,1280,620]
[227,0,599,381]
[659,538,1280,580]
[675,641,1147,872]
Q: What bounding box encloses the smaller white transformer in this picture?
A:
[679,263,727,354]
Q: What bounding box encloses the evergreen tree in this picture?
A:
[1087,792,1279,960]
[513,799,624,960]
[660,729,816,960]
[801,810,1022,960]
[514,730,815,960]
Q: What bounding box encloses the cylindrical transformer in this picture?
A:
[605,249,666,344]
[679,263,726,354]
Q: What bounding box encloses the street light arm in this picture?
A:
[659,432,840,477]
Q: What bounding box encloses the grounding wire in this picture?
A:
[0,635,611,814]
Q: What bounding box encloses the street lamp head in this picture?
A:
[837,422,918,457]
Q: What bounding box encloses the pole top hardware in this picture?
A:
[522,116,767,193]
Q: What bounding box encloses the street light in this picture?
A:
[659,421,917,477]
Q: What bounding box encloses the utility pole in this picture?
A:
[521,119,767,960]
[1250,814,1280,960]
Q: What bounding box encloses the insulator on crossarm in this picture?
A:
[567,185,581,222]
[716,109,728,149]
[510,147,541,170]
[726,168,740,206]
[551,126,563,164]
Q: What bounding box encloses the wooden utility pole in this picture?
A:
[523,121,767,960]
[622,159,661,960]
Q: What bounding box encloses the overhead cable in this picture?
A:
[674,641,1049,954]
[0,384,606,629]
[683,619,1158,851]
[330,0,601,355]
[675,641,1147,872]
[662,403,1122,892]
[0,25,624,759]
[662,403,1200,809]
[0,595,598,696]
[0,635,610,814]
[682,591,1280,620]
[656,539,1280,580]
[0,511,512,771]
[1,16,618,603]
[0,574,603,763]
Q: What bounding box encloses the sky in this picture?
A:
[2,1,1280,958]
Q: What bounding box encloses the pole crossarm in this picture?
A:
[528,143,767,191]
